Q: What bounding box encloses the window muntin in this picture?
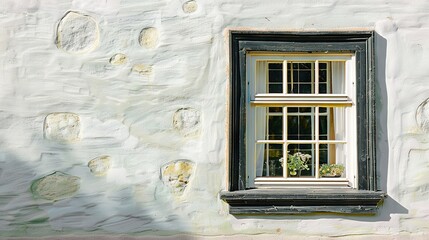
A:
[246,54,356,188]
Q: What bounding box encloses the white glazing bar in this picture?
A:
[315,60,320,178]
[265,107,269,176]
[256,140,347,144]
[283,60,288,94]
[315,60,319,95]
[254,181,351,188]
[256,140,284,144]
[283,60,288,178]
[255,177,349,182]
[265,146,269,176]
[247,53,353,60]
[283,107,288,178]
[315,106,320,179]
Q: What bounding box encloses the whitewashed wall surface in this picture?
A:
[1,0,429,239]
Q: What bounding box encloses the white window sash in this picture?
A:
[246,55,356,188]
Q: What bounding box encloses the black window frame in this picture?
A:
[220,31,386,215]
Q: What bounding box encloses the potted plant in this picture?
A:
[279,152,311,177]
[319,164,344,177]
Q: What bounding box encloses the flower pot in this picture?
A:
[321,174,341,178]
[289,170,302,177]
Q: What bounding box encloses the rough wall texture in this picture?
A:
[1,0,429,239]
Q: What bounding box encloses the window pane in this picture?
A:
[300,83,312,93]
[288,62,313,94]
[287,144,315,177]
[319,107,346,141]
[268,63,283,93]
[287,107,314,141]
[318,62,329,93]
[255,107,283,140]
[287,115,298,138]
[319,143,347,178]
[268,84,282,93]
[268,115,283,140]
[269,107,282,113]
[319,83,327,94]
[288,107,311,113]
[319,115,328,140]
[256,144,283,177]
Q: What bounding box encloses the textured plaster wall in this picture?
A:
[0,0,429,239]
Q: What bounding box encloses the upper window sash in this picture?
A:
[247,55,355,97]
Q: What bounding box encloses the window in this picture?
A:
[247,55,356,188]
[220,31,386,214]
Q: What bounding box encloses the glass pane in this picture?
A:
[256,144,283,177]
[287,107,314,141]
[319,143,329,165]
[268,115,283,140]
[300,83,312,93]
[269,107,282,113]
[319,107,346,141]
[255,107,283,140]
[268,63,282,81]
[269,84,282,93]
[318,62,329,93]
[268,63,283,93]
[288,62,313,94]
[319,143,347,178]
[319,83,327,94]
[287,144,315,177]
[319,115,328,140]
[288,107,311,113]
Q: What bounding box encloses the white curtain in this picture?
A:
[255,61,267,176]
[331,62,346,166]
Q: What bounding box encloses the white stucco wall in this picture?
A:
[1,0,429,239]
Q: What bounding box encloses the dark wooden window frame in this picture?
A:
[220,31,386,215]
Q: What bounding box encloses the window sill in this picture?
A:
[220,188,386,215]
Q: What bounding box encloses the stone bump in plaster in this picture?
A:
[44,112,80,143]
[56,11,99,54]
[31,171,80,201]
[161,160,195,195]
[88,155,111,176]
[109,53,127,65]
[375,18,398,35]
[182,0,198,13]
[138,27,159,49]
[132,64,153,75]
[173,108,201,136]
[416,97,429,133]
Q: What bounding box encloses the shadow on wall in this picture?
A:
[373,33,409,220]
[0,129,196,238]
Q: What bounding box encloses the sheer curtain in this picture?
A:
[331,62,346,166]
[255,61,267,177]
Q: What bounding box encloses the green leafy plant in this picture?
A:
[279,152,311,176]
[319,164,344,177]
